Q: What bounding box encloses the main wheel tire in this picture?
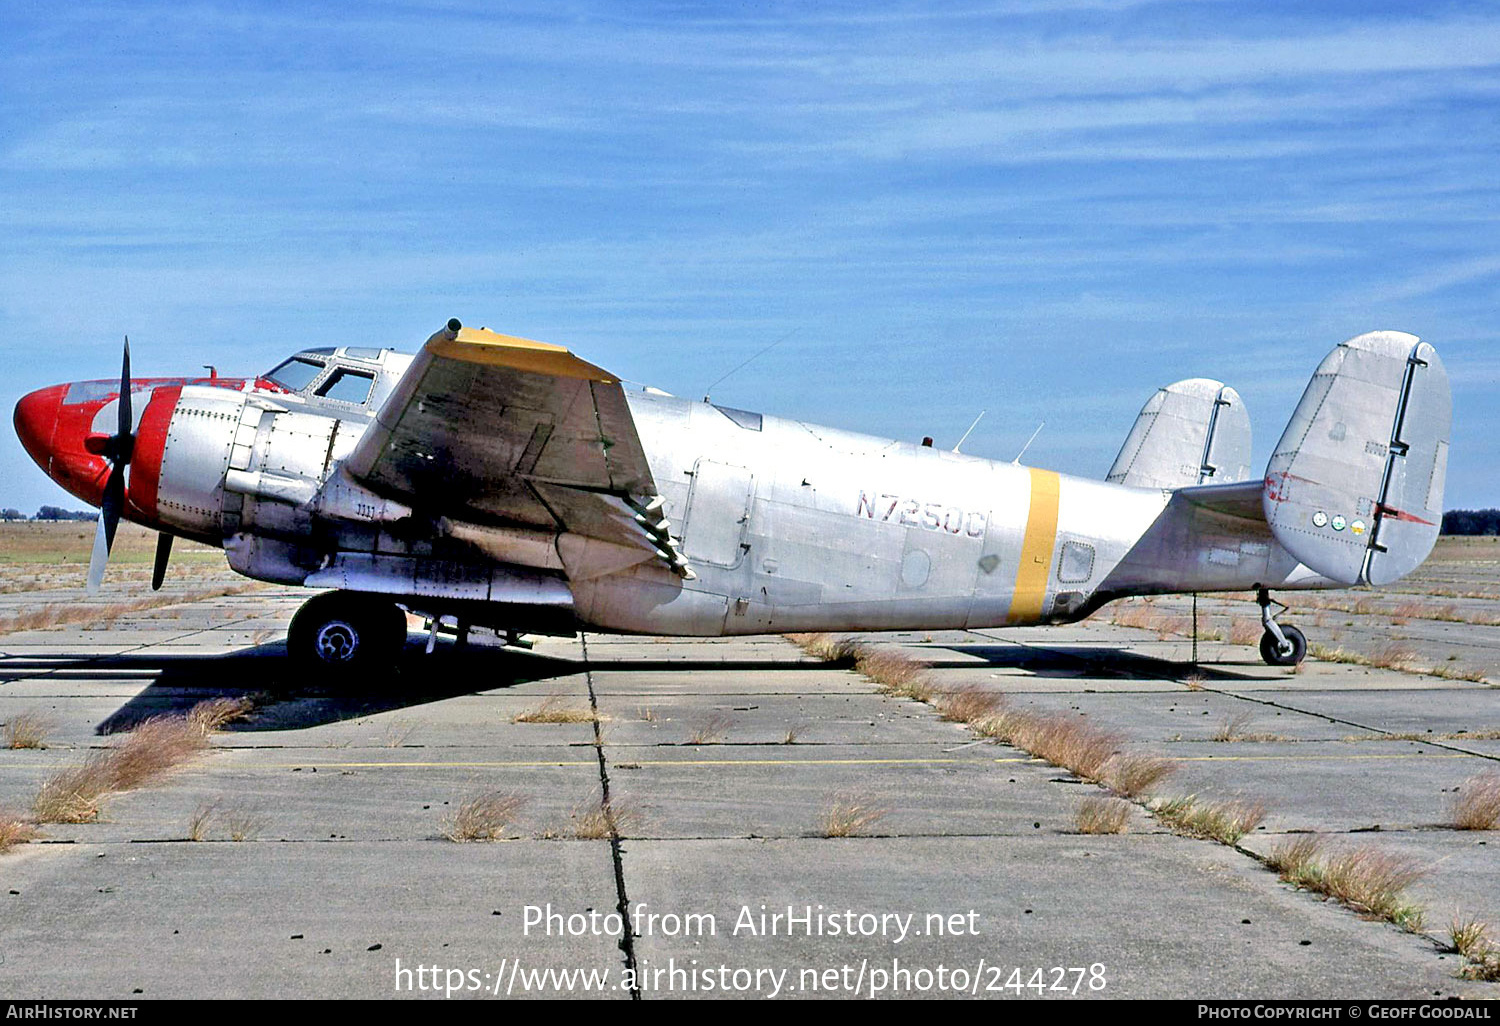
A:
[287,592,404,669]
[1259,623,1307,666]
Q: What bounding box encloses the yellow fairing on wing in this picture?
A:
[428,325,619,383]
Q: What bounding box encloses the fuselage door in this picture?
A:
[682,459,754,569]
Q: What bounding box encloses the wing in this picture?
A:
[344,320,691,578]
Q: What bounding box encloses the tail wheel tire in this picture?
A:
[1259,624,1307,666]
[288,592,404,668]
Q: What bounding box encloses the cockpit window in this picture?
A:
[316,368,376,405]
[265,357,326,392]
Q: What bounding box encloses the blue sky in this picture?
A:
[2,0,1496,512]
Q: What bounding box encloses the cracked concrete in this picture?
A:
[0,578,1497,998]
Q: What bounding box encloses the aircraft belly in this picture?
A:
[572,572,731,635]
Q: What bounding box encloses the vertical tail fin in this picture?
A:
[1263,331,1450,585]
[1107,379,1251,490]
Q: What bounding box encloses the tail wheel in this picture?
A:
[1260,624,1307,666]
[288,592,404,669]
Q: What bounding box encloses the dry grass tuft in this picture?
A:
[573,797,641,840]
[1449,916,1500,981]
[1450,772,1500,831]
[99,716,209,790]
[1265,833,1327,878]
[186,696,255,734]
[32,754,111,823]
[382,721,421,747]
[513,695,597,724]
[224,806,264,842]
[0,811,40,853]
[786,635,936,702]
[854,647,934,702]
[1109,602,1165,633]
[4,710,54,749]
[443,792,526,842]
[1154,615,1190,640]
[0,585,265,636]
[1075,796,1131,834]
[1308,640,1480,681]
[786,632,859,663]
[1183,674,1206,691]
[1101,752,1177,798]
[1227,620,1262,646]
[1450,916,1492,961]
[32,701,235,824]
[936,686,1004,724]
[1275,843,1427,932]
[1460,952,1500,982]
[820,793,889,838]
[1213,711,1254,742]
[1390,599,1433,620]
[1430,664,1488,682]
[977,709,1121,783]
[686,712,732,745]
[1211,711,1289,743]
[187,802,217,842]
[1153,795,1266,845]
[1370,642,1418,672]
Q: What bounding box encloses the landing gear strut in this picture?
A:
[288,591,408,668]
[1256,586,1306,666]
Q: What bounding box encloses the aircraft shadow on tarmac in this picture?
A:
[927,642,1272,684]
[0,635,1266,736]
[1,636,873,734]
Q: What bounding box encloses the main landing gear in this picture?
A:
[1256,586,1306,667]
[287,591,408,668]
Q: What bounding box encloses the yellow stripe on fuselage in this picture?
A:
[1008,467,1061,623]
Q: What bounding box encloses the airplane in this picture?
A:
[13,322,1450,670]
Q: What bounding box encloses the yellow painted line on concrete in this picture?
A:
[217,756,1037,770]
[1173,752,1478,762]
[1008,467,1060,624]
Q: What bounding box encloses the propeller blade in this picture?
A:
[118,336,132,440]
[151,532,173,591]
[86,335,137,596]
[86,461,126,595]
[85,512,110,596]
[101,459,124,552]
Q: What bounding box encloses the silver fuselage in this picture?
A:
[567,390,1328,635]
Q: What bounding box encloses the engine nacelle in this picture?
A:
[154,386,254,538]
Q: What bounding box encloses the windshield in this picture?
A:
[265,357,326,392]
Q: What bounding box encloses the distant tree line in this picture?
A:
[0,507,99,522]
[1443,509,1500,535]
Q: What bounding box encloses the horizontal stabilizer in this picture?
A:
[1107,379,1251,490]
[1263,331,1450,586]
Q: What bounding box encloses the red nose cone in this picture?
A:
[14,384,65,472]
